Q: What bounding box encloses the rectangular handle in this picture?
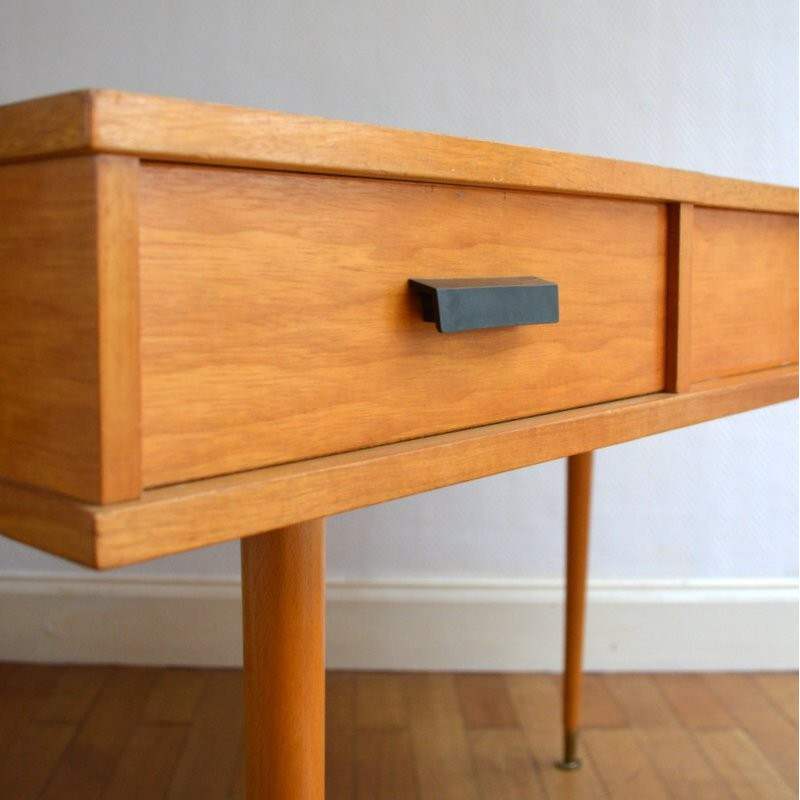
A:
[409,277,559,333]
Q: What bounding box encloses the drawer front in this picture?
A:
[690,208,798,384]
[139,164,666,487]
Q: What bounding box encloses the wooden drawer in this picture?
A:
[690,208,798,383]
[138,164,667,487]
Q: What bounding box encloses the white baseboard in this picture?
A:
[0,574,796,671]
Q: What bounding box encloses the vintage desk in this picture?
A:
[0,90,797,798]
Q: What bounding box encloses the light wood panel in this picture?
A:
[0,478,98,566]
[139,163,666,486]
[0,90,796,213]
[0,156,140,503]
[0,90,89,163]
[95,156,141,501]
[690,208,798,384]
[0,365,794,568]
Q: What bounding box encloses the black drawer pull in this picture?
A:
[409,277,559,333]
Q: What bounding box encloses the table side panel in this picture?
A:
[138,164,667,487]
[0,158,103,500]
[690,208,798,384]
[0,156,142,503]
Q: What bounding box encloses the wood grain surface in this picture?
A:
[0,665,795,800]
[0,90,796,213]
[0,156,140,503]
[0,365,792,568]
[690,209,798,384]
[139,164,666,487]
[241,520,325,800]
[562,452,593,762]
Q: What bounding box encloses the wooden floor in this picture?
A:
[0,664,795,799]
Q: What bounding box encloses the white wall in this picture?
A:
[0,0,796,666]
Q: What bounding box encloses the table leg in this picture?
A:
[241,519,326,800]
[556,451,593,771]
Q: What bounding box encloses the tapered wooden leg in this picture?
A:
[556,451,593,771]
[241,519,325,800]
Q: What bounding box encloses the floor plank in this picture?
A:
[34,665,108,723]
[582,728,673,800]
[0,721,76,800]
[355,729,419,800]
[456,673,519,729]
[469,728,547,800]
[604,673,736,799]
[579,673,627,728]
[142,667,206,724]
[39,666,158,800]
[753,673,799,725]
[0,664,794,799]
[103,724,188,800]
[0,664,58,759]
[0,661,18,691]
[655,673,736,729]
[695,728,796,800]
[405,673,481,800]
[603,673,677,727]
[164,670,244,800]
[702,673,798,790]
[356,672,408,730]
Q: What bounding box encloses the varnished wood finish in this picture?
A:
[560,451,593,767]
[0,156,140,503]
[241,520,325,800]
[95,156,142,502]
[0,90,89,163]
[690,208,799,384]
[0,91,796,522]
[0,90,796,213]
[0,478,98,566]
[139,163,666,486]
[0,665,796,800]
[0,365,794,568]
[665,202,693,392]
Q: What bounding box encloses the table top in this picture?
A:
[0,89,796,212]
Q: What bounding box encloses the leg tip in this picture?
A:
[556,729,581,771]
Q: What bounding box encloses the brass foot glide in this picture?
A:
[555,730,581,771]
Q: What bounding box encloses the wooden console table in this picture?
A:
[0,90,796,798]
